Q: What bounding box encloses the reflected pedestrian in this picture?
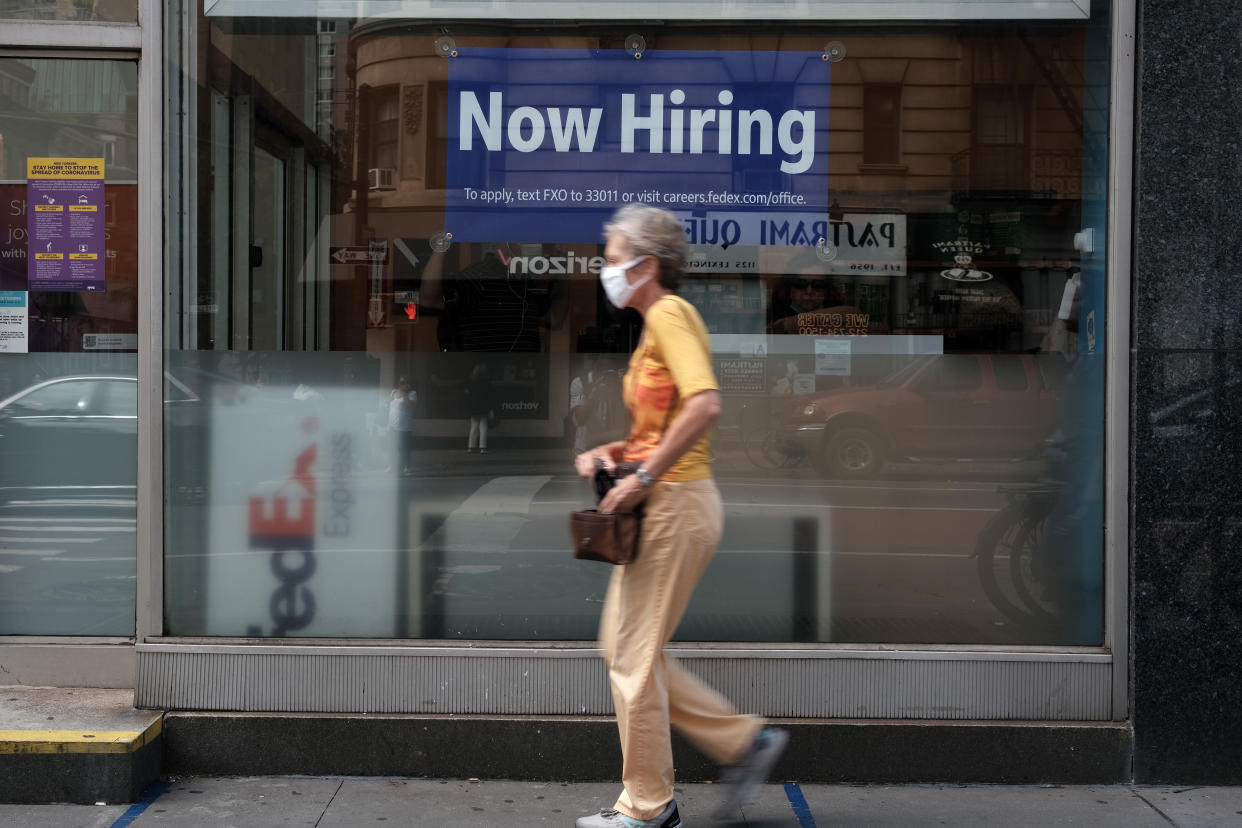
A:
[465,362,491,454]
[389,376,417,474]
[569,360,592,456]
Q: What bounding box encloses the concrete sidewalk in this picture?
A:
[1,777,1238,827]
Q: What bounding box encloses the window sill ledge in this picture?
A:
[859,163,909,174]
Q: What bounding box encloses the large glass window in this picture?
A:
[0,57,139,636]
[166,4,1111,646]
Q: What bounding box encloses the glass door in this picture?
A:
[0,57,139,635]
[250,146,287,350]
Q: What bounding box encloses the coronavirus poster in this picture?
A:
[27,157,106,292]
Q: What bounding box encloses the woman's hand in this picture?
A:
[598,473,646,515]
[574,445,616,479]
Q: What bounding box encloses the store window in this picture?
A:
[863,83,902,167]
[0,57,139,636]
[368,86,400,175]
[972,86,1031,190]
[166,3,1111,647]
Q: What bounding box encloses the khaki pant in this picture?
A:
[599,477,763,820]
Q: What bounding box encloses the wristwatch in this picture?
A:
[635,467,656,488]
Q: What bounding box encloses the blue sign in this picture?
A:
[446,48,831,243]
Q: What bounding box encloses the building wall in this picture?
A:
[1133,0,1242,783]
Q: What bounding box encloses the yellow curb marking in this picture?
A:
[0,716,163,755]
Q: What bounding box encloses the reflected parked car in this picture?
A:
[0,368,327,506]
[0,376,138,495]
[776,353,1060,479]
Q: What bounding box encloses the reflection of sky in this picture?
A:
[0,59,139,173]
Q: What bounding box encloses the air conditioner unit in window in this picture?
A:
[368,168,396,190]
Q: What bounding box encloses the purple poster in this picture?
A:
[27,157,106,292]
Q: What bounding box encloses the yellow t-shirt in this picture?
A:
[621,294,717,482]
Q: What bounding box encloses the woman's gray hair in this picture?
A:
[604,204,686,291]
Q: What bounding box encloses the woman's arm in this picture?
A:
[574,439,627,479]
[633,389,720,481]
[597,389,721,514]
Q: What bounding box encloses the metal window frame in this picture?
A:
[201,0,1093,21]
[135,0,165,647]
[1103,0,1136,723]
[0,20,141,50]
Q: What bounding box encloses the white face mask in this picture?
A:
[599,256,651,308]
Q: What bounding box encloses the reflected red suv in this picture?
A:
[776,353,1060,479]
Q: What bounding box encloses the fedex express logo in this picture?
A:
[247,418,318,637]
[245,417,356,637]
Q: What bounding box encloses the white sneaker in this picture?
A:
[575,799,681,828]
[713,726,789,818]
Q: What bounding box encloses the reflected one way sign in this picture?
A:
[330,246,387,265]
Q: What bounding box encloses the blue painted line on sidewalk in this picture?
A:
[108,780,170,828]
[784,782,818,828]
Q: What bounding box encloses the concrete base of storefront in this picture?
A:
[163,713,1133,785]
[0,687,163,805]
[0,686,1134,803]
[0,743,163,806]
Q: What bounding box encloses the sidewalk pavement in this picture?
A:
[2,777,1238,827]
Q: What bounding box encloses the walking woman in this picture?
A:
[574,205,787,828]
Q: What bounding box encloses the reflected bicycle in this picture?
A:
[973,485,1060,628]
[737,402,807,471]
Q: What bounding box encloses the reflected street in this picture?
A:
[0,490,136,635]
[157,441,1060,645]
[0,444,1066,645]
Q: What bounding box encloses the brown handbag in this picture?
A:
[569,506,641,565]
[570,461,642,564]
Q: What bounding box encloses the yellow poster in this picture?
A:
[26,157,106,179]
